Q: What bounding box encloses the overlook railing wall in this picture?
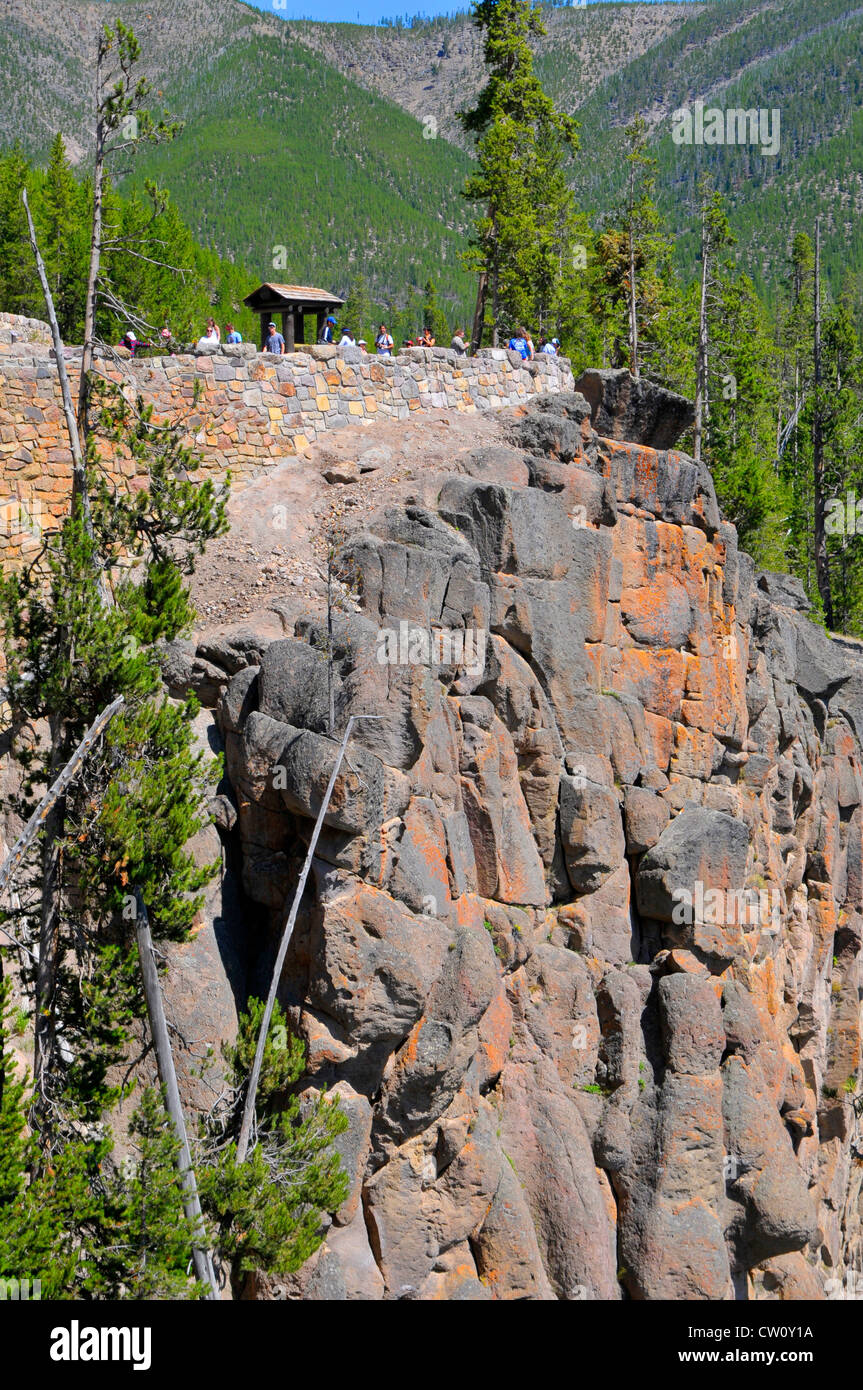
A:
[0,337,573,564]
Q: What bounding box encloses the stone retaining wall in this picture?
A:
[0,335,573,564]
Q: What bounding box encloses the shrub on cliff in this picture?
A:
[197,999,349,1291]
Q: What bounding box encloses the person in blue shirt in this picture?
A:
[319,316,337,344]
[507,327,534,360]
[225,323,242,344]
[264,321,285,354]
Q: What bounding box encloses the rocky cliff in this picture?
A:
[0,331,571,570]
[165,386,863,1301]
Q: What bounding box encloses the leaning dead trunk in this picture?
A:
[19,197,116,1101]
[78,37,106,452]
[134,889,218,1298]
[628,213,639,381]
[0,695,125,1098]
[0,699,125,907]
[471,270,488,353]
[235,714,380,1163]
[22,189,91,532]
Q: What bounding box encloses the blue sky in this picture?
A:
[243,0,688,25]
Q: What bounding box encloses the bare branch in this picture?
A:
[134,888,218,1298]
[21,189,90,528]
[0,696,125,904]
[235,714,385,1163]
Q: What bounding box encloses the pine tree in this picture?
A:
[706,273,787,569]
[459,0,578,345]
[556,213,604,373]
[0,145,38,315]
[39,134,85,341]
[0,383,227,1137]
[821,296,863,633]
[98,1086,204,1300]
[422,276,449,341]
[342,272,372,344]
[777,234,819,601]
[611,116,671,380]
[197,999,349,1294]
[694,178,735,463]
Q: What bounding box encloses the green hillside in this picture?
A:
[132,26,476,321]
[2,0,863,317]
[564,0,863,303]
[0,0,478,326]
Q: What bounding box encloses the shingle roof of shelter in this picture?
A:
[243,282,345,307]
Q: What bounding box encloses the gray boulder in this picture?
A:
[574,367,694,449]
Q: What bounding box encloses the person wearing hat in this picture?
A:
[338,328,355,347]
[319,315,337,345]
[265,321,285,354]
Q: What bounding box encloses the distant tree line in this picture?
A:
[0,137,258,347]
[458,0,863,636]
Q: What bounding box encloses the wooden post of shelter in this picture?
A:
[243,283,345,352]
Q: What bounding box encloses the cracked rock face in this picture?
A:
[183,391,863,1299]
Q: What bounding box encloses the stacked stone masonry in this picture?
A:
[0,331,572,564]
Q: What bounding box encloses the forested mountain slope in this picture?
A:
[0,0,476,315]
[285,2,698,146]
[566,0,863,298]
[2,0,863,304]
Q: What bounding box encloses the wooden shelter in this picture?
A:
[243,282,346,351]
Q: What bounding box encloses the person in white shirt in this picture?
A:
[375,324,394,356]
[339,330,356,347]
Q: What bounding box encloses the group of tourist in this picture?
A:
[120,317,245,356]
[121,314,563,359]
[506,327,560,359]
[262,319,394,356]
[196,318,243,348]
[261,316,561,359]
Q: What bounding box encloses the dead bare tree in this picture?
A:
[19,192,114,1096]
[470,270,488,353]
[21,190,92,535]
[693,180,734,465]
[133,890,218,1298]
[235,714,383,1163]
[78,21,180,443]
